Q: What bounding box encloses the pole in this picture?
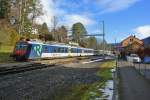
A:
[52,16,57,40]
[102,21,105,57]
[31,0,36,38]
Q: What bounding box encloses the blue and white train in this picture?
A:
[12,40,95,61]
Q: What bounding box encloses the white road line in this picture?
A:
[82,59,103,64]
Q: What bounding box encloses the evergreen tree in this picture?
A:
[72,22,87,43]
[38,23,54,41]
[38,22,49,35]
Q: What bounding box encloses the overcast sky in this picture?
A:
[37,0,150,43]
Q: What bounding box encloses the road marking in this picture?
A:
[82,59,103,64]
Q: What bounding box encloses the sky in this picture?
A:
[37,0,150,43]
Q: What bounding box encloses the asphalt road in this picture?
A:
[0,56,104,100]
[119,61,150,100]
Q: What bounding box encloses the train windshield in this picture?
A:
[15,42,28,50]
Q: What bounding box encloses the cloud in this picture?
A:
[97,0,140,14]
[64,14,95,27]
[133,25,150,39]
[37,0,95,29]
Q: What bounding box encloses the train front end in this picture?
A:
[12,41,29,61]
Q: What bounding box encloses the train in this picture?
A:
[12,40,112,61]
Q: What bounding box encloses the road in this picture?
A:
[118,61,150,100]
[0,56,104,100]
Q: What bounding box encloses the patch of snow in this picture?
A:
[82,59,103,64]
[111,68,116,73]
[98,80,114,100]
[89,91,97,96]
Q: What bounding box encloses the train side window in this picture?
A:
[44,47,48,52]
[62,48,65,53]
[65,48,68,53]
[75,48,77,53]
[60,48,63,53]
[71,48,73,53]
[53,47,57,53]
[73,48,75,53]
[78,49,81,53]
[58,48,61,53]
[57,48,59,53]
[64,48,67,53]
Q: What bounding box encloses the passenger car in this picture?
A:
[126,54,141,63]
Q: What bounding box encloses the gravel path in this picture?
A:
[119,61,150,100]
[0,62,100,100]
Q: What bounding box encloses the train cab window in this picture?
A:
[15,43,28,50]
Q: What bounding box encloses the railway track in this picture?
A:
[0,63,55,76]
[0,56,99,76]
[0,57,87,76]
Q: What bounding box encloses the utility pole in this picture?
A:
[52,16,57,40]
[102,21,105,57]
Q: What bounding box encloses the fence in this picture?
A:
[134,63,150,80]
[120,60,150,80]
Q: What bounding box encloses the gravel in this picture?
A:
[0,63,100,100]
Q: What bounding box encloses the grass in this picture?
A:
[0,46,14,63]
[53,60,116,100]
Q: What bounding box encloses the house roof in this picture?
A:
[121,35,142,44]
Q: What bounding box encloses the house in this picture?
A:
[121,35,143,53]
